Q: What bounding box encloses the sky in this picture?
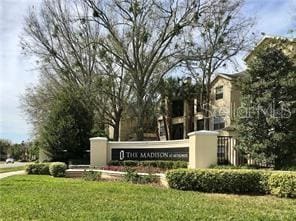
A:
[0,0,295,143]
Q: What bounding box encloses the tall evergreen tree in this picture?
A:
[237,47,296,169]
[39,89,94,162]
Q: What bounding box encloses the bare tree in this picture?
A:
[186,0,255,130]
[21,0,130,140]
[93,55,131,141]
[83,0,203,140]
[21,72,58,137]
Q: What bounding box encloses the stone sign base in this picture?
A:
[90,130,218,169]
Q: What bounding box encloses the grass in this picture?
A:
[0,175,295,221]
[0,166,25,173]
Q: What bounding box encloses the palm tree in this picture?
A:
[158,77,200,140]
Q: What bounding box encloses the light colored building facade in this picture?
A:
[157,72,243,140]
[158,36,296,141]
[110,36,295,143]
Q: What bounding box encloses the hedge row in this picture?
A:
[26,162,67,177]
[108,160,187,169]
[166,169,296,198]
[26,163,51,175]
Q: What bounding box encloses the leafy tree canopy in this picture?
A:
[39,88,94,162]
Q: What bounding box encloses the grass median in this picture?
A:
[0,166,25,173]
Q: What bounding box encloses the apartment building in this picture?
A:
[108,36,295,142]
[157,36,296,141]
[157,72,243,141]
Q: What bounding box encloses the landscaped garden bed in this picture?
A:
[99,165,166,173]
[24,162,296,198]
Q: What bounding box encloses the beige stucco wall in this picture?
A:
[188,131,218,168]
[245,38,296,64]
[119,118,136,141]
[90,137,108,167]
[210,77,232,129]
[171,116,185,125]
[90,130,218,169]
[158,75,242,137]
[230,82,241,125]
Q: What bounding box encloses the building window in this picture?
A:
[214,116,225,130]
[172,123,184,140]
[172,100,184,117]
[215,86,223,100]
[197,119,204,131]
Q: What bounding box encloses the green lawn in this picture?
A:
[0,166,25,173]
[0,176,295,221]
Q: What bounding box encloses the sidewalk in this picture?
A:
[0,170,26,180]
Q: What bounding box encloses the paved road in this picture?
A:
[0,162,30,168]
[0,170,26,180]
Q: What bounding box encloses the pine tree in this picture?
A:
[40,89,94,163]
[237,47,296,169]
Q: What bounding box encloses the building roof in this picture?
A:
[244,36,296,62]
[211,72,245,86]
[222,72,245,79]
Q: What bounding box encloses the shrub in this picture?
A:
[166,169,270,194]
[268,172,296,198]
[82,170,102,181]
[25,163,50,175]
[123,161,138,167]
[49,162,67,177]
[139,173,158,184]
[108,160,187,170]
[108,160,122,166]
[123,167,140,183]
[280,166,296,171]
[123,167,158,184]
[25,164,35,174]
[209,164,271,170]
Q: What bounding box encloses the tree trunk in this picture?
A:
[204,69,212,130]
[135,93,145,140]
[162,114,169,140]
[113,122,120,141]
[136,114,144,140]
[167,99,173,140]
[113,110,122,141]
[188,99,194,133]
[199,73,205,112]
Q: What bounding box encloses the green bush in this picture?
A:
[280,166,296,171]
[108,160,187,169]
[209,164,271,170]
[139,173,158,184]
[123,161,138,167]
[107,160,122,166]
[268,172,296,198]
[82,170,102,181]
[123,167,158,184]
[123,167,140,183]
[25,163,50,175]
[166,169,270,194]
[49,162,67,177]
